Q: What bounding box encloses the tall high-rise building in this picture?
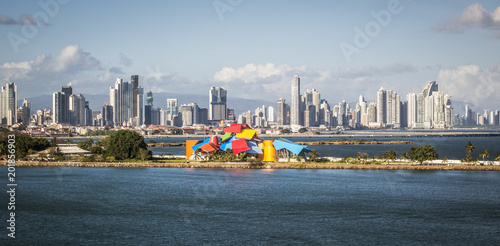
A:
[377,87,386,125]
[368,102,377,125]
[0,83,17,125]
[136,87,144,126]
[312,89,320,125]
[209,87,227,121]
[422,81,438,97]
[166,98,179,126]
[151,107,161,126]
[268,106,275,122]
[400,101,407,128]
[21,98,30,125]
[319,100,331,126]
[276,98,288,126]
[304,105,316,127]
[387,90,400,128]
[166,99,178,115]
[146,90,153,106]
[406,93,416,128]
[53,91,68,124]
[110,77,135,126]
[338,100,347,126]
[61,84,72,101]
[68,94,86,126]
[407,81,451,129]
[84,101,92,126]
[102,104,113,126]
[291,75,300,126]
[358,95,367,126]
[376,88,400,127]
[144,105,152,125]
[181,103,200,126]
[131,75,139,117]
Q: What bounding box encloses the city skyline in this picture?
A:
[1,1,500,111]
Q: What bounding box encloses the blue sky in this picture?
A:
[1,0,500,112]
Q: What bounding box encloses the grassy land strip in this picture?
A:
[3,161,500,171]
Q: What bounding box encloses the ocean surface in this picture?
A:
[1,167,500,245]
[148,135,500,160]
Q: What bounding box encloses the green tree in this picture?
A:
[281,129,291,134]
[90,146,103,155]
[77,139,94,151]
[479,148,489,165]
[0,133,50,159]
[495,152,500,162]
[408,145,438,165]
[50,137,57,147]
[401,152,409,162]
[298,128,308,133]
[170,129,183,135]
[309,149,320,162]
[442,157,448,165]
[95,138,108,149]
[139,148,152,161]
[381,150,397,164]
[104,130,149,160]
[466,141,475,158]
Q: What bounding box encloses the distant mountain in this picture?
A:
[18,92,275,116]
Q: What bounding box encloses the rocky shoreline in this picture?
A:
[3,161,500,171]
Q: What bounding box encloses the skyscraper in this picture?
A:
[166,98,179,126]
[110,77,135,126]
[181,103,200,126]
[102,104,113,126]
[209,87,227,121]
[69,94,86,126]
[53,91,68,124]
[144,90,153,125]
[406,93,416,128]
[21,99,30,125]
[166,99,178,115]
[377,87,386,126]
[131,75,139,117]
[291,75,300,126]
[318,100,331,126]
[268,106,275,122]
[338,100,347,126]
[0,83,17,125]
[136,87,144,126]
[276,98,287,126]
[146,90,153,106]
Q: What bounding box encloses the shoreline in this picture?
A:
[60,130,500,140]
[3,161,500,171]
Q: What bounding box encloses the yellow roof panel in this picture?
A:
[235,129,257,140]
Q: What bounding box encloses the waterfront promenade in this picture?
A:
[4,160,500,171]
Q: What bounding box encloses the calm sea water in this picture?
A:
[149,135,500,160]
[1,167,499,245]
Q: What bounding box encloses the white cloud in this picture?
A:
[214,63,295,84]
[0,45,103,98]
[438,64,500,110]
[212,62,417,102]
[48,45,101,73]
[435,4,500,33]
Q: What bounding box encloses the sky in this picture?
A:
[1,0,499,113]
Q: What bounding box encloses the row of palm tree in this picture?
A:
[465,141,500,165]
